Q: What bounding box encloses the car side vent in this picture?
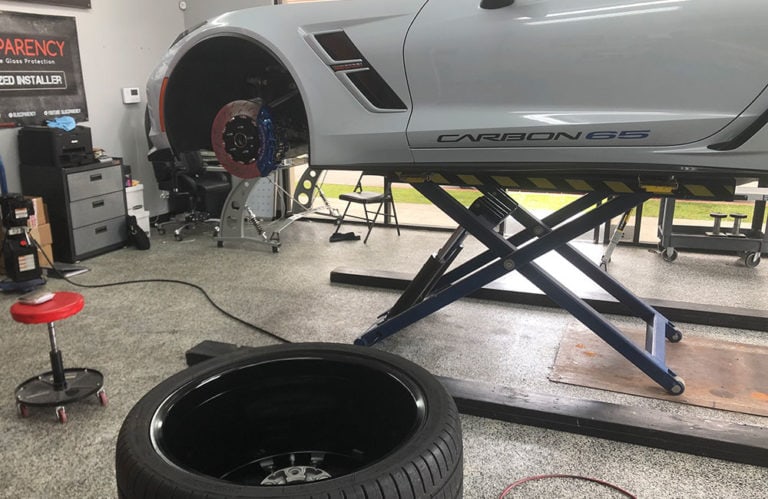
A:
[346,70,407,110]
[315,31,363,61]
[315,31,407,111]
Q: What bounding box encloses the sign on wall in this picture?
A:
[11,1,91,8]
[0,11,88,127]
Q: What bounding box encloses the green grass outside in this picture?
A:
[320,183,767,223]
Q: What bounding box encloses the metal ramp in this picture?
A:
[354,172,741,395]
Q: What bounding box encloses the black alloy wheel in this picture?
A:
[115,343,463,498]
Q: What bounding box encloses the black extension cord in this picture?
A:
[27,234,291,345]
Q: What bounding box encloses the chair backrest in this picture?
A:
[177,150,206,177]
[354,172,390,194]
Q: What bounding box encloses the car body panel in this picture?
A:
[405,0,768,150]
[146,0,768,177]
[147,0,425,166]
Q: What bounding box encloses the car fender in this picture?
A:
[148,1,426,167]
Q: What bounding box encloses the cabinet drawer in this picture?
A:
[67,164,123,201]
[72,216,126,256]
[70,191,126,228]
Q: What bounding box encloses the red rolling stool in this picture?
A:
[11,291,107,423]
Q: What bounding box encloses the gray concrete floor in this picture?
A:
[1,219,766,498]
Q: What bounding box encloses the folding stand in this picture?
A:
[216,167,338,252]
[351,173,738,395]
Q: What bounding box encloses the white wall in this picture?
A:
[182,0,272,28]
[0,0,185,215]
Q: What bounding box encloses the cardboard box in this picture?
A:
[29,223,53,246]
[24,196,48,227]
[37,243,54,269]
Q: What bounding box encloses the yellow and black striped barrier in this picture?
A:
[395,172,736,201]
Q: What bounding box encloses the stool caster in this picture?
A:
[97,388,109,407]
[16,402,29,418]
[15,368,105,422]
[56,406,67,424]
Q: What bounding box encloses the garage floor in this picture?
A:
[1,219,766,498]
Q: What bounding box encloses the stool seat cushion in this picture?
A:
[10,291,84,324]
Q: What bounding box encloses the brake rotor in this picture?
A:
[211,99,268,179]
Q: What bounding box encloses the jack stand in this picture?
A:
[355,180,686,395]
[216,166,338,253]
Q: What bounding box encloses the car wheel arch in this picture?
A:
[163,33,311,158]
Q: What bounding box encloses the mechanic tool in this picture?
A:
[706,213,729,237]
[729,213,748,237]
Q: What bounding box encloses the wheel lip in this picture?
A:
[147,345,430,490]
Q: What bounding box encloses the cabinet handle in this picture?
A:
[95,226,107,234]
[90,173,103,182]
[92,199,105,208]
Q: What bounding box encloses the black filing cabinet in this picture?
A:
[21,162,127,263]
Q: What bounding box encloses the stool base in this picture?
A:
[15,368,105,423]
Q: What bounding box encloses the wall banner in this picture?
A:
[0,11,88,127]
[10,1,91,9]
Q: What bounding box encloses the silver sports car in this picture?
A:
[147,0,768,181]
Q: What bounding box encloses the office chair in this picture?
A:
[331,173,400,243]
[153,150,231,240]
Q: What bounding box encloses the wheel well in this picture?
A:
[164,35,309,155]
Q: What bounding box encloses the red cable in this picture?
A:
[499,474,637,498]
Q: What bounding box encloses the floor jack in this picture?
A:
[350,173,742,395]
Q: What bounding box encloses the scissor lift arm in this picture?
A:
[355,172,743,394]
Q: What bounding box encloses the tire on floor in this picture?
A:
[115,342,463,498]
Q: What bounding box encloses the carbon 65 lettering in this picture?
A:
[436,130,651,143]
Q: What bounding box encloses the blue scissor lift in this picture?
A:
[354,172,740,395]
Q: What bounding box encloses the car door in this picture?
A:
[404,0,768,155]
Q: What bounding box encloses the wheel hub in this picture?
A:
[210,99,271,179]
[261,465,332,485]
[222,115,260,163]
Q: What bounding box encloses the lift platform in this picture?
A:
[354,171,745,395]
